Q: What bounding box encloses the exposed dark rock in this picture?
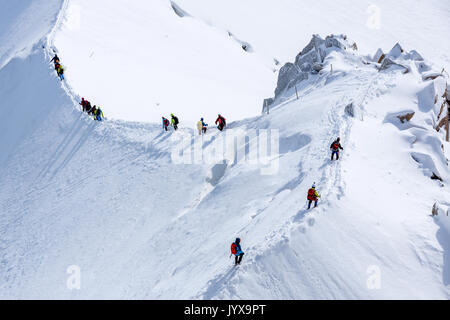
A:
[431,172,443,181]
[397,112,415,123]
[345,103,355,117]
[170,1,189,18]
[325,35,346,50]
[264,34,353,107]
[274,63,300,97]
[312,62,324,73]
[388,43,404,59]
[379,57,409,73]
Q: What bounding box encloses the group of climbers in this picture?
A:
[162,114,179,131]
[196,114,226,135]
[229,138,344,266]
[161,114,227,134]
[305,137,344,209]
[50,51,346,268]
[50,54,65,81]
[80,97,104,121]
[50,54,104,121]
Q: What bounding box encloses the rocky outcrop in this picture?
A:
[432,202,449,216]
[345,103,355,117]
[422,72,443,81]
[374,43,427,75]
[397,112,415,123]
[275,63,308,97]
[263,34,351,111]
[379,57,409,73]
[373,49,384,63]
[388,43,404,59]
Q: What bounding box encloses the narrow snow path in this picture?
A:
[194,66,390,299]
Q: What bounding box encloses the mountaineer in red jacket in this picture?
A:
[330,137,344,161]
[307,184,320,209]
[215,114,227,131]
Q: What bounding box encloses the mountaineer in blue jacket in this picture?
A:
[162,117,170,131]
[197,118,208,135]
[230,238,245,265]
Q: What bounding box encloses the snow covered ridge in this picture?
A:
[50,0,277,124]
[0,0,64,69]
[2,0,450,298]
[265,34,447,109]
[192,36,450,298]
[263,34,449,184]
[264,34,359,108]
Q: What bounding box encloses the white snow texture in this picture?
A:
[0,0,450,299]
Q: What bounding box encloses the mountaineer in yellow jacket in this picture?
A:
[197,118,208,135]
[57,65,64,81]
[93,106,104,121]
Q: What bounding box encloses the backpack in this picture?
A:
[307,188,316,200]
[164,119,169,126]
[173,116,179,125]
[331,142,339,150]
[233,242,243,255]
[231,243,237,255]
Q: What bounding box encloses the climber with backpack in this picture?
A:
[197,118,208,135]
[85,101,93,114]
[80,98,88,112]
[50,54,60,65]
[330,137,344,161]
[215,114,227,131]
[57,65,65,81]
[162,117,170,131]
[90,105,97,118]
[95,106,104,121]
[54,61,61,72]
[230,238,245,266]
[171,114,179,131]
[307,184,320,209]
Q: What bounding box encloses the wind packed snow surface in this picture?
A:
[1,0,450,300]
[50,0,450,125]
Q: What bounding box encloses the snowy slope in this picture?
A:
[51,0,450,125]
[1,0,450,300]
[0,0,63,68]
[177,0,450,71]
[196,41,450,299]
[51,0,276,126]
